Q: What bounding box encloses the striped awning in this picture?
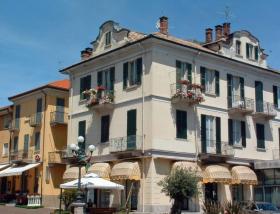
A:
[63,166,86,182]
[172,161,203,178]
[88,163,111,180]
[203,165,232,184]
[231,166,258,185]
[111,162,141,180]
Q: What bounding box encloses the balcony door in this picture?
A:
[127,109,136,150]
[255,81,264,112]
[56,98,65,123]
[205,116,216,154]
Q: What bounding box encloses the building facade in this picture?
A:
[0,80,69,208]
[61,17,280,212]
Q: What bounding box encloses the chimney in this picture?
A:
[223,23,231,37]
[159,16,168,35]
[81,48,93,60]
[215,25,223,40]
[205,28,213,43]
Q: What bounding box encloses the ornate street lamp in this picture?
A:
[70,136,96,212]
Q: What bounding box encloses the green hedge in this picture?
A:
[15,205,44,209]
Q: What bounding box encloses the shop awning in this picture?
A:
[203,165,232,184]
[111,162,141,180]
[172,161,203,178]
[0,163,40,177]
[231,166,258,185]
[0,164,10,170]
[88,163,111,180]
[63,166,86,182]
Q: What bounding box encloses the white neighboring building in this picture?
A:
[61,17,280,213]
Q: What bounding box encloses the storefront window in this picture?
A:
[254,187,264,201]
[275,169,280,185]
[232,184,244,202]
[264,169,274,185]
[264,187,272,203]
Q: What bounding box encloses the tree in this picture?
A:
[61,189,77,211]
[158,167,200,214]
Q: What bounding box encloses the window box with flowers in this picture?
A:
[171,82,205,105]
[83,86,114,111]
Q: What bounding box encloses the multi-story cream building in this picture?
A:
[0,80,69,208]
[61,17,280,212]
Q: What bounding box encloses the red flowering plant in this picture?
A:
[178,79,189,85]
[172,83,205,104]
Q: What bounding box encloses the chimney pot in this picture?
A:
[159,16,168,35]
[223,22,231,37]
[215,25,223,40]
[81,48,92,60]
[205,28,213,43]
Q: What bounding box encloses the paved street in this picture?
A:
[0,206,52,214]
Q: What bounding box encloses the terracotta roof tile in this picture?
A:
[47,79,70,90]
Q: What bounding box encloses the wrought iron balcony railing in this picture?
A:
[10,149,34,162]
[29,113,42,127]
[9,119,20,131]
[109,135,142,153]
[50,111,68,126]
[170,82,204,105]
[200,140,234,157]
[48,150,67,164]
[254,101,277,119]
[228,95,254,114]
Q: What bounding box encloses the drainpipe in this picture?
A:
[193,51,201,161]
[40,89,47,205]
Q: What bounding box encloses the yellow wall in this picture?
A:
[0,110,12,163]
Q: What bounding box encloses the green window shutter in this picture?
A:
[228,119,233,145]
[273,85,278,107]
[15,105,20,119]
[123,62,128,89]
[201,114,206,153]
[246,43,250,58]
[255,81,263,112]
[176,60,182,83]
[176,110,187,139]
[256,123,265,149]
[14,136,18,151]
[127,109,136,136]
[255,46,259,60]
[215,70,220,96]
[240,77,245,100]
[227,74,232,107]
[215,117,221,154]
[80,77,85,99]
[80,75,91,99]
[241,121,246,147]
[24,134,29,151]
[101,115,110,143]
[35,132,40,151]
[37,98,42,113]
[78,121,86,151]
[110,67,115,91]
[97,71,103,86]
[187,63,192,84]
[136,58,142,84]
[200,67,206,92]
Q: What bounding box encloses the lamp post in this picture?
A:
[70,136,95,214]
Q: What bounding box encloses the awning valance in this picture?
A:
[0,163,40,178]
[111,162,141,180]
[231,166,258,185]
[172,161,203,178]
[63,166,86,182]
[88,163,111,180]
[203,165,232,184]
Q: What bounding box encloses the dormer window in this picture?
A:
[105,31,111,46]
[246,43,259,61]
[236,40,241,55]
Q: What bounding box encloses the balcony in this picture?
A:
[48,150,67,164]
[29,113,42,127]
[228,95,254,115]
[170,81,204,105]
[199,140,234,163]
[83,88,114,112]
[9,119,20,131]
[50,111,68,126]
[10,149,34,163]
[253,101,277,119]
[109,135,142,154]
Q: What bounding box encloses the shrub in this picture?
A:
[61,189,77,211]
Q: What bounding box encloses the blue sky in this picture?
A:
[0,0,280,106]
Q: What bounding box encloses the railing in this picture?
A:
[29,112,42,127]
[9,119,20,131]
[109,135,142,153]
[10,149,34,161]
[201,140,234,156]
[50,111,68,125]
[170,83,204,105]
[48,150,67,164]
[85,89,114,108]
[255,101,277,117]
[228,95,255,112]
[273,149,280,160]
[27,195,41,207]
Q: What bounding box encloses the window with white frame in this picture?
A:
[205,115,216,148]
[246,43,254,59]
[232,120,242,146]
[205,69,216,94]
[123,58,142,89]
[105,31,111,46]
[236,40,241,55]
[2,143,8,156]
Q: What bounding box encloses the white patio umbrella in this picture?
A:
[60,173,124,190]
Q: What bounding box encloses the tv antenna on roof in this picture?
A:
[218,6,234,22]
